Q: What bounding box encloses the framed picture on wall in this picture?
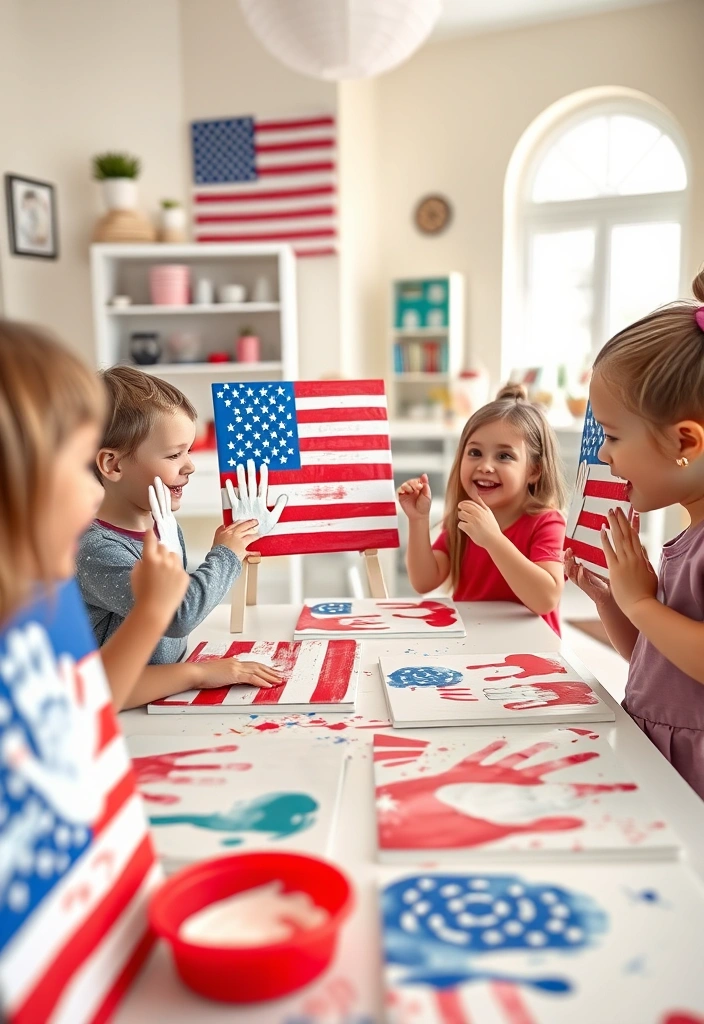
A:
[5,173,58,259]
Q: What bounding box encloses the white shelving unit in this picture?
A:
[90,242,302,601]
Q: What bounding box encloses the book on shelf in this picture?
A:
[393,339,448,374]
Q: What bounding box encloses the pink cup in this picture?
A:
[150,265,190,306]
[236,334,260,363]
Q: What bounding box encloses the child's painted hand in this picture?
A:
[602,508,658,617]
[148,476,182,556]
[564,548,611,608]
[457,488,502,548]
[131,526,189,625]
[213,519,259,561]
[195,657,284,690]
[397,474,432,520]
[224,461,287,538]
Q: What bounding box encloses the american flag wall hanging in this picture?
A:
[212,379,400,557]
[190,113,337,257]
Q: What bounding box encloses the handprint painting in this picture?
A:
[373,731,679,861]
[381,864,704,1023]
[294,599,465,640]
[212,379,399,556]
[379,652,615,727]
[0,580,159,1024]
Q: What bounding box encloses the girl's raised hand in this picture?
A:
[564,547,611,608]
[397,473,432,520]
[602,507,657,617]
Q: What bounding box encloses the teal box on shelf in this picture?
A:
[394,278,449,330]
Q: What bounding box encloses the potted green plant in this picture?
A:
[92,152,141,211]
[159,198,187,242]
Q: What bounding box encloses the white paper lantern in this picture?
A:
[239,0,442,80]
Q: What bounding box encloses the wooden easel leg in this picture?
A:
[246,553,261,606]
[230,560,247,633]
[362,548,388,598]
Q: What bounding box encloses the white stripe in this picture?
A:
[272,514,398,536]
[581,495,630,517]
[76,652,112,714]
[254,125,335,145]
[300,450,392,466]
[267,479,396,507]
[572,524,605,552]
[297,420,389,438]
[257,149,336,170]
[576,556,609,578]
[154,688,200,704]
[585,463,624,483]
[96,735,131,798]
[295,394,387,411]
[195,216,336,238]
[50,863,161,1024]
[193,171,335,196]
[2,794,149,1009]
[280,640,328,704]
[193,194,336,217]
[221,640,280,705]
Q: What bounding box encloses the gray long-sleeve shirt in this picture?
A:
[76,520,241,664]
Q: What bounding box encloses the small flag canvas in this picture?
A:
[293,598,466,640]
[378,651,615,729]
[191,113,337,257]
[0,581,159,1024]
[373,730,679,863]
[212,379,400,557]
[564,403,631,578]
[147,639,360,714]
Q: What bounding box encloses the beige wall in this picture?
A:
[370,0,704,386]
[179,0,341,379]
[0,0,185,363]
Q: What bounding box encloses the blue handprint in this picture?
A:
[387,665,464,689]
[310,602,353,616]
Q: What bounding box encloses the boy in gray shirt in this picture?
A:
[77,366,282,706]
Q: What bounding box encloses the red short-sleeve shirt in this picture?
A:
[432,509,565,635]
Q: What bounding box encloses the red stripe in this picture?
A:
[189,640,257,704]
[299,435,390,452]
[296,406,388,424]
[256,138,334,154]
[260,161,335,176]
[226,640,256,658]
[295,247,337,258]
[256,117,335,132]
[569,537,608,569]
[186,640,208,663]
[279,502,397,524]
[295,380,385,397]
[93,769,136,836]
[584,479,629,501]
[253,528,399,556]
[13,835,154,1024]
[195,185,334,204]
[97,704,119,753]
[266,464,394,486]
[577,510,608,531]
[374,734,428,749]
[196,206,334,224]
[252,641,300,704]
[90,927,155,1024]
[310,640,357,702]
[197,228,335,243]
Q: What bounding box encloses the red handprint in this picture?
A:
[132,745,252,804]
[469,653,568,680]
[296,605,387,633]
[381,600,459,628]
[484,681,598,710]
[376,738,634,851]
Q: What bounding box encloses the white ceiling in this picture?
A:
[433,0,670,38]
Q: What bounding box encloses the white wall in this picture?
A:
[179,0,341,379]
[0,0,185,364]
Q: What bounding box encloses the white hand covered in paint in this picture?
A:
[224,460,288,538]
[148,476,182,555]
[483,685,556,709]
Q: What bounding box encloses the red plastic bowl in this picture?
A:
[148,851,354,1004]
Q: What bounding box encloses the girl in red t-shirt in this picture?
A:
[398,384,567,634]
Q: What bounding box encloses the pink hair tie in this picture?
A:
[695,307,704,332]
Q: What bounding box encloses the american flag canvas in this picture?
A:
[212,379,400,557]
[564,403,631,578]
[0,580,160,1024]
[191,113,337,257]
[148,639,360,715]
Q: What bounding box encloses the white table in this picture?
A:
[116,602,704,1023]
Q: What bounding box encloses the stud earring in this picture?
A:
[676,457,689,468]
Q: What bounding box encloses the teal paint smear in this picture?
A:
[150,792,319,844]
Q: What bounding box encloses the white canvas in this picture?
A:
[293,598,466,640]
[381,862,704,1023]
[373,729,679,862]
[127,735,347,869]
[147,638,360,714]
[379,651,615,728]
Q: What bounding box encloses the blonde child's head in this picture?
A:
[96,365,197,514]
[444,383,566,589]
[0,319,105,621]
[591,269,704,514]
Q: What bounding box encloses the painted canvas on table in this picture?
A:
[148,639,360,715]
[381,862,704,1023]
[0,580,159,1024]
[564,402,632,579]
[378,652,615,728]
[212,379,400,557]
[127,735,347,869]
[294,599,465,641]
[373,730,679,862]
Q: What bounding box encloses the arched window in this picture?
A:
[507,97,688,380]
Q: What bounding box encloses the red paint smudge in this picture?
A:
[254,722,280,732]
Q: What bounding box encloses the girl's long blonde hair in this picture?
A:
[594,269,704,427]
[444,383,566,591]
[0,320,105,623]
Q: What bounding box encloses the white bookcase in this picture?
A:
[90,242,302,601]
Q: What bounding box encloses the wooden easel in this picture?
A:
[229,548,388,633]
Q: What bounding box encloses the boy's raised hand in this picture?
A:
[131,526,189,625]
[213,518,260,562]
[148,476,181,556]
[397,473,432,520]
